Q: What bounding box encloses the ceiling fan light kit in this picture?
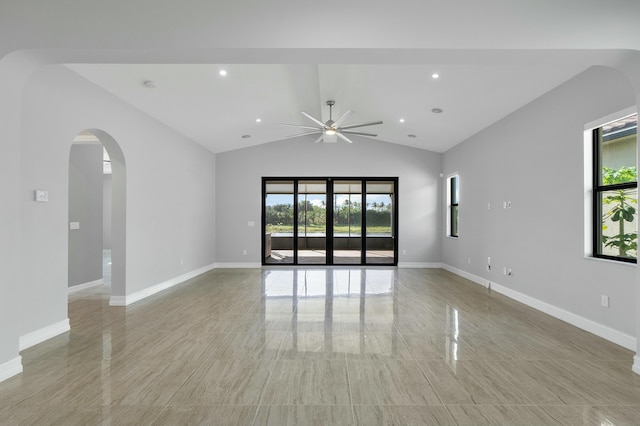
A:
[279,100,383,144]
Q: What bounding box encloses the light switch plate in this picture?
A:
[69,222,80,230]
[35,190,48,202]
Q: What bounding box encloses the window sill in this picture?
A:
[446,236,459,240]
[584,256,637,267]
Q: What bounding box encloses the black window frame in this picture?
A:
[592,116,638,264]
[448,175,459,238]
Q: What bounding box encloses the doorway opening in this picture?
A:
[263,177,398,266]
[68,130,126,304]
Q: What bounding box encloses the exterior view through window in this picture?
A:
[263,177,398,265]
[593,113,638,262]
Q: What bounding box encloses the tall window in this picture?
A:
[448,175,459,238]
[593,113,637,262]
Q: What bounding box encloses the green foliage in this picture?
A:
[601,166,638,258]
[266,201,391,235]
[602,166,637,185]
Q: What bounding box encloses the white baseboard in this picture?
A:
[0,356,22,383]
[19,319,70,351]
[109,263,216,306]
[633,356,640,376]
[398,262,443,268]
[442,263,637,351]
[441,264,490,288]
[109,295,127,306]
[214,262,262,269]
[68,278,103,293]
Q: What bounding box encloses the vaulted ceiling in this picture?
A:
[36,1,638,154]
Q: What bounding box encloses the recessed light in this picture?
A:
[241,134,251,139]
[143,80,156,88]
[219,70,228,76]
[432,73,440,79]
[408,134,417,138]
[431,108,443,114]
[399,118,405,123]
[256,118,262,123]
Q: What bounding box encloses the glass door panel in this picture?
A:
[333,180,362,264]
[297,180,327,264]
[365,181,395,264]
[264,180,294,264]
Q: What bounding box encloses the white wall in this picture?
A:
[442,65,637,343]
[68,143,104,287]
[17,64,216,338]
[103,174,112,250]
[216,138,442,266]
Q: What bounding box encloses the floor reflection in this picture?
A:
[263,269,397,357]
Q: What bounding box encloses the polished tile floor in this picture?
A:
[1,268,640,425]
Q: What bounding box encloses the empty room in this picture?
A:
[1,1,640,424]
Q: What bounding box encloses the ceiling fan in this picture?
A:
[279,100,383,144]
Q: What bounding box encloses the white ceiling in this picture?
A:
[66,60,597,153]
[54,1,640,155]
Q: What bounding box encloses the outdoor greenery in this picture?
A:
[601,166,638,258]
[265,199,392,235]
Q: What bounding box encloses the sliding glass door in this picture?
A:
[263,177,397,266]
[333,181,362,264]
[365,181,395,265]
[297,180,327,264]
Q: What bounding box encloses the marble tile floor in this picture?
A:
[1,268,640,425]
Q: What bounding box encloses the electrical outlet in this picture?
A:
[242,250,247,256]
[503,267,507,275]
[601,295,609,307]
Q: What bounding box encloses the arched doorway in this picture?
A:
[68,129,126,304]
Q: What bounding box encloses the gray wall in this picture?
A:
[103,174,112,250]
[68,143,104,287]
[216,138,442,265]
[17,64,216,338]
[442,65,637,337]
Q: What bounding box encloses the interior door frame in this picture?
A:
[262,176,398,266]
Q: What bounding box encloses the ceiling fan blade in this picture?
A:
[279,130,323,140]
[277,123,323,131]
[339,120,383,130]
[332,110,353,128]
[314,135,324,144]
[336,133,354,144]
[301,112,327,128]
[341,130,378,137]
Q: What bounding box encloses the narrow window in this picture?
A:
[593,113,637,262]
[448,175,459,238]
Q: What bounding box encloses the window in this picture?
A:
[263,177,398,265]
[593,113,637,262]
[447,175,459,237]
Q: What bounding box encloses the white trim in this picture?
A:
[441,264,490,288]
[109,295,127,306]
[19,319,70,351]
[398,262,442,268]
[0,356,22,383]
[633,355,640,375]
[214,262,262,269]
[68,278,103,293]
[109,263,216,307]
[442,264,636,351]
